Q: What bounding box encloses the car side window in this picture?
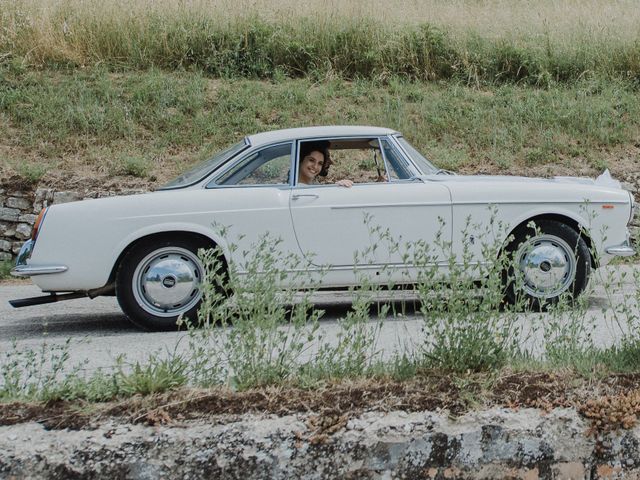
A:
[212,143,293,186]
[316,138,391,185]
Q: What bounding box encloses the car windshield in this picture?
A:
[159,140,249,189]
[395,136,438,175]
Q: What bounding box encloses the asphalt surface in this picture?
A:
[0,265,638,374]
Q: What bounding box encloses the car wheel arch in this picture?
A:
[503,213,596,268]
[106,231,225,287]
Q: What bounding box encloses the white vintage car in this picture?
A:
[11,126,636,330]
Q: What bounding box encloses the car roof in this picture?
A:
[246,126,398,147]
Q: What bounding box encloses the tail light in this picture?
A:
[32,207,48,241]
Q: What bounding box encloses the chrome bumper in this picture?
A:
[605,237,636,257]
[10,240,68,277]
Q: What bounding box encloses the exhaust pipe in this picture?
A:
[9,283,115,308]
[9,292,89,308]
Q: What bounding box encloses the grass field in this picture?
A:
[2,0,640,84]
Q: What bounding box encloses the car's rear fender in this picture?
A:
[106,227,228,287]
[30,222,228,292]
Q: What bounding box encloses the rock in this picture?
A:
[622,182,635,192]
[18,214,37,225]
[0,207,20,222]
[52,191,82,205]
[34,188,55,211]
[11,242,23,254]
[15,224,32,240]
[6,197,32,210]
[6,191,26,198]
[0,222,14,236]
[0,240,11,252]
[0,252,11,261]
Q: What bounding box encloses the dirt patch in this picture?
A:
[0,278,30,285]
[3,372,640,434]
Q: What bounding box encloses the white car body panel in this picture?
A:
[30,188,300,291]
[434,175,631,263]
[289,181,452,267]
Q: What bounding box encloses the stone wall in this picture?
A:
[2,408,640,479]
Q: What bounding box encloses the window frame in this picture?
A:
[391,135,438,175]
[206,141,295,189]
[378,137,417,181]
[294,135,421,188]
[294,136,388,188]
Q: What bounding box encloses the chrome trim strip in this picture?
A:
[606,246,636,257]
[331,201,450,210]
[234,261,490,275]
[606,233,636,257]
[205,184,293,190]
[451,200,629,206]
[11,265,69,277]
[292,194,320,200]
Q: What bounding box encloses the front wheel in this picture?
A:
[116,237,208,331]
[504,220,591,309]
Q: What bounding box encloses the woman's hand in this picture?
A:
[335,179,354,188]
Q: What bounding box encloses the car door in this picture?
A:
[206,142,299,272]
[289,137,452,281]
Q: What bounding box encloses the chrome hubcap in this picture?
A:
[516,234,576,299]
[132,247,203,317]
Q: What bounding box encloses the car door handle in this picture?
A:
[292,194,319,200]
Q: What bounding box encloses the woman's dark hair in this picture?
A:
[299,141,331,177]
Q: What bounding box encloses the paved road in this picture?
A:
[0,265,638,375]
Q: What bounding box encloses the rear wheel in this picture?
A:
[116,237,209,331]
[504,220,591,309]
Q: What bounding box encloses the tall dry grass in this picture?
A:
[1,0,640,82]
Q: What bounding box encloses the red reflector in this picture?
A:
[32,208,47,240]
[602,205,614,209]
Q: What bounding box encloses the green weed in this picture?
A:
[16,162,47,184]
[113,155,151,178]
[0,260,12,279]
[114,352,189,396]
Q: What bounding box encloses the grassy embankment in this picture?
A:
[1,69,639,187]
[1,1,640,418]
